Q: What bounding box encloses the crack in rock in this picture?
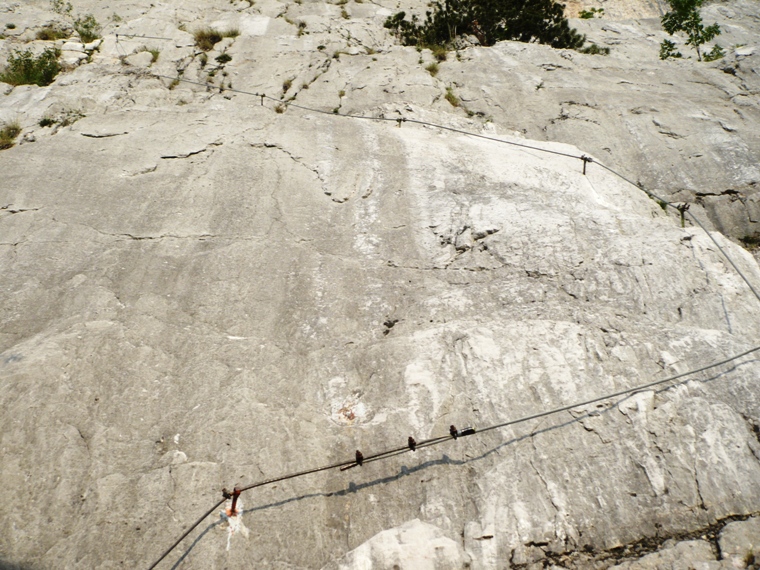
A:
[0,204,40,216]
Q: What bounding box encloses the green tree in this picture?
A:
[385,0,585,50]
[660,0,721,61]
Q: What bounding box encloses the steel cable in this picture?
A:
[147,344,760,568]
[593,161,760,306]
[124,66,760,569]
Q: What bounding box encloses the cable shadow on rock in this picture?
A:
[168,358,757,568]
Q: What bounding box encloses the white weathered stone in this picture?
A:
[124,50,153,67]
[60,41,84,52]
[321,519,470,570]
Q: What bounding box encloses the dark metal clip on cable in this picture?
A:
[676,202,690,228]
[260,94,265,106]
[581,155,593,175]
[450,425,458,439]
[408,436,417,451]
[340,450,364,471]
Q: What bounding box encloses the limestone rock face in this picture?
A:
[1,1,759,570]
[322,519,470,570]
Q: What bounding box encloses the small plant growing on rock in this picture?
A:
[579,43,610,55]
[703,44,725,61]
[215,52,232,64]
[74,14,100,43]
[58,109,84,127]
[660,0,721,61]
[194,28,222,51]
[659,39,682,59]
[5,23,16,29]
[740,235,760,252]
[39,116,56,127]
[430,44,447,61]
[579,7,604,18]
[0,48,61,86]
[148,48,160,63]
[0,120,21,150]
[444,86,460,107]
[36,26,70,40]
[282,78,293,93]
[51,0,72,16]
[425,62,439,76]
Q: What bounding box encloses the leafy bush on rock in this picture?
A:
[660,0,722,61]
[0,48,61,86]
[73,13,100,43]
[384,0,585,50]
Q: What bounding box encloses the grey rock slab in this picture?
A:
[719,517,760,568]
[1,1,760,569]
[609,539,726,569]
[124,50,154,68]
[2,105,760,569]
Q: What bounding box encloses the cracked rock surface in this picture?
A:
[1,0,759,569]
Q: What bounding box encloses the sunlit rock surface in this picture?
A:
[1,0,759,569]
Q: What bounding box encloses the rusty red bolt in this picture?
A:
[223,487,242,516]
[230,487,241,516]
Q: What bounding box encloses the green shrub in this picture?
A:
[5,23,15,29]
[74,14,100,43]
[579,7,604,19]
[384,0,585,49]
[36,26,70,40]
[579,43,610,55]
[39,116,56,127]
[703,44,725,61]
[659,38,682,59]
[215,52,232,64]
[0,48,61,86]
[425,62,440,76]
[148,48,160,63]
[0,121,21,150]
